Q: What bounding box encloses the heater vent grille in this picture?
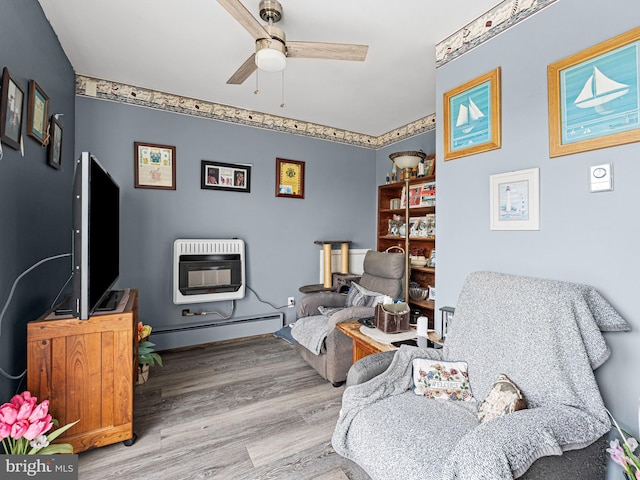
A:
[177,239,244,255]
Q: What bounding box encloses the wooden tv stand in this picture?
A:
[27,289,138,453]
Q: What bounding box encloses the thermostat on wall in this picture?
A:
[590,163,613,192]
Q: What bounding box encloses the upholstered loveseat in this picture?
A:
[291,250,404,386]
[332,271,629,479]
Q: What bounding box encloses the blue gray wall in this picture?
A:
[75,97,379,347]
[0,0,76,401]
[436,0,640,466]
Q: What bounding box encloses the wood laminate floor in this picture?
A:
[78,334,370,480]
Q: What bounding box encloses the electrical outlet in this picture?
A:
[287,297,295,307]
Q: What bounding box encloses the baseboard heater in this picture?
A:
[152,313,284,351]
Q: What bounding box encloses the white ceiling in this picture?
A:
[38,0,500,137]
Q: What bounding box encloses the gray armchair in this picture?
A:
[333,271,630,479]
[292,250,404,386]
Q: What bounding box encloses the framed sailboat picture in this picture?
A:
[443,67,501,161]
[548,27,640,157]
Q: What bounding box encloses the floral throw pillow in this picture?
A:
[345,282,385,308]
[412,359,474,401]
[477,374,527,423]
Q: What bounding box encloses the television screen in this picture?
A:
[71,152,120,320]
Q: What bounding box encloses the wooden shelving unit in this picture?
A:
[377,172,436,326]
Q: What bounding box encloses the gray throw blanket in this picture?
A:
[332,272,629,479]
[291,305,375,355]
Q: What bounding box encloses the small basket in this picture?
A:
[375,303,410,333]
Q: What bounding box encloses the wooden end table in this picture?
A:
[337,319,444,363]
[337,320,395,363]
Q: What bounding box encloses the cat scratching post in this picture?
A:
[299,241,352,293]
[315,240,352,288]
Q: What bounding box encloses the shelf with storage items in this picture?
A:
[377,172,436,326]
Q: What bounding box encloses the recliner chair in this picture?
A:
[292,249,404,386]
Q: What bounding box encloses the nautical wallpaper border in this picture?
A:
[75,75,435,150]
[436,0,558,68]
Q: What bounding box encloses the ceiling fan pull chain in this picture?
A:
[280,70,285,108]
[254,69,260,95]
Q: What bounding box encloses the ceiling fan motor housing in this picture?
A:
[259,0,282,23]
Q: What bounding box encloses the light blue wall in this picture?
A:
[0,0,76,402]
[436,0,640,468]
[75,97,378,345]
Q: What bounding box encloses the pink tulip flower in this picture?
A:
[0,403,18,425]
[0,422,11,440]
[10,419,29,439]
[15,400,35,422]
[23,415,53,441]
[27,399,49,423]
[10,391,34,408]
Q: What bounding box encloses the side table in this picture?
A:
[337,319,444,363]
[337,320,395,363]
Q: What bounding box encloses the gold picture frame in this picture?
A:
[27,80,49,145]
[443,67,501,161]
[548,26,640,157]
[275,158,305,199]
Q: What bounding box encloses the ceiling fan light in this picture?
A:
[255,48,286,72]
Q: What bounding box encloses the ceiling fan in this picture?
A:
[217,0,369,85]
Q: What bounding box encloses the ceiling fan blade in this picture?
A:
[286,42,368,61]
[217,0,270,40]
[227,53,258,84]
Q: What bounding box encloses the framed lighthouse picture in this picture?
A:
[489,168,539,231]
[443,67,502,161]
[548,27,640,157]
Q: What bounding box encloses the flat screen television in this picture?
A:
[70,152,121,320]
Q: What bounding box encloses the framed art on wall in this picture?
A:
[548,27,640,157]
[443,67,501,161]
[134,142,176,190]
[27,80,49,145]
[0,67,25,150]
[489,167,539,231]
[201,160,251,193]
[47,115,63,170]
[276,158,305,199]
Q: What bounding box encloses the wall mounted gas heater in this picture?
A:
[173,239,246,304]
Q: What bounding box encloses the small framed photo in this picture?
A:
[548,27,640,157]
[423,155,436,177]
[443,67,502,161]
[0,67,25,150]
[201,160,251,193]
[47,115,63,170]
[134,142,176,190]
[276,158,305,199]
[489,167,540,231]
[27,80,49,145]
